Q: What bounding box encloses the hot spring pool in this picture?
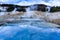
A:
[0,20,60,40]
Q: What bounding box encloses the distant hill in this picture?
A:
[0,4,60,12]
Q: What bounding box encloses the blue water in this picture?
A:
[0,20,60,40]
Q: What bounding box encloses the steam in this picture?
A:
[12,8,17,14]
[25,7,32,17]
[21,5,37,18]
[45,6,51,16]
[0,6,7,16]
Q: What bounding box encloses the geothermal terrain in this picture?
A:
[0,4,60,26]
[0,11,60,27]
[0,4,60,40]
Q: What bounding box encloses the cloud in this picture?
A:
[17,0,49,6]
[17,0,60,6]
[48,0,60,6]
[0,0,60,6]
[0,0,20,4]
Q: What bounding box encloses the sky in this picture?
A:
[0,0,60,6]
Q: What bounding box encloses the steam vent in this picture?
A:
[0,3,60,40]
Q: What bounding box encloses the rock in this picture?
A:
[45,12,60,25]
